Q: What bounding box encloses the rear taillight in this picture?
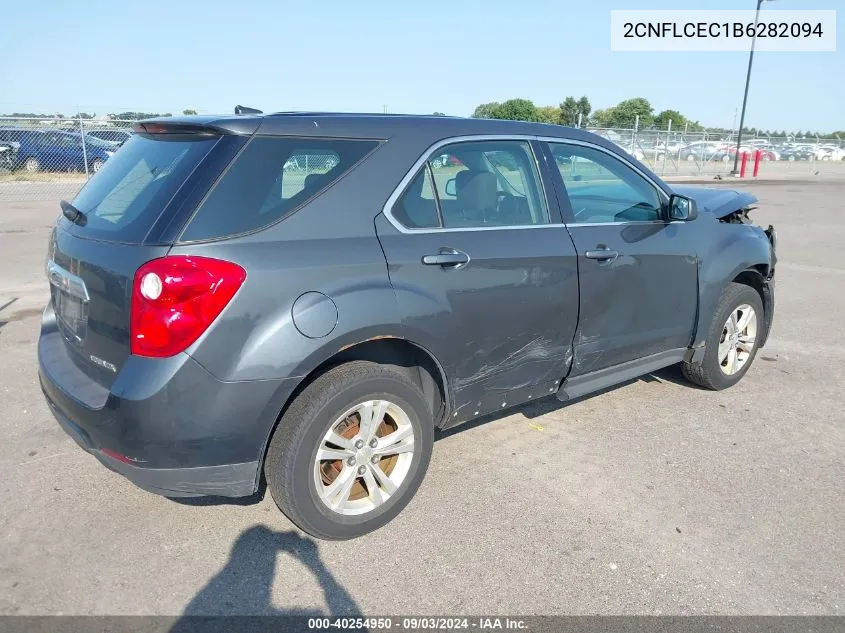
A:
[130,256,246,358]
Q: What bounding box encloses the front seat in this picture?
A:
[455,170,498,225]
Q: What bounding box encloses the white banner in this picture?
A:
[611,10,836,52]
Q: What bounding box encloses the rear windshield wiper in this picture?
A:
[60,200,87,226]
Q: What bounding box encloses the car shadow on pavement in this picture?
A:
[169,525,364,629]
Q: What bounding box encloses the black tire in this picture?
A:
[265,361,434,540]
[682,282,764,390]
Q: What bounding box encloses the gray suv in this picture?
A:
[38,113,776,539]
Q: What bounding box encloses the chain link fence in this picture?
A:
[1,115,843,203]
[0,116,136,202]
[587,123,844,178]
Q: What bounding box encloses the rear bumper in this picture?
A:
[44,396,258,497]
[38,317,296,498]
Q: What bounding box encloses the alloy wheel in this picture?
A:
[718,304,757,375]
[313,399,415,516]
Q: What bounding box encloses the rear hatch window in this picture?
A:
[179,137,379,241]
[66,133,219,244]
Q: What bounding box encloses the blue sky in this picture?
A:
[1,0,841,131]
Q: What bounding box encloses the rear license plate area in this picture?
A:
[53,286,88,345]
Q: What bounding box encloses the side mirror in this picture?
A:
[444,178,456,197]
[669,194,697,221]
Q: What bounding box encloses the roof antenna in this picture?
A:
[234,105,262,115]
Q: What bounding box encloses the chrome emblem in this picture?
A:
[89,354,117,373]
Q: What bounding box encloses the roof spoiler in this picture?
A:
[132,122,221,135]
[234,105,263,115]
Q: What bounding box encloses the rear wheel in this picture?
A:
[265,361,434,540]
[682,282,764,390]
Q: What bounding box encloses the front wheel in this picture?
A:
[24,157,40,172]
[91,158,105,173]
[682,282,764,390]
[265,361,434,540]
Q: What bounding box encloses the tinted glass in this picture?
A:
[549,143,663,223]
[391,167,440,229]
[68,133,219,243]
[427,140,548,228]
[181,137,378,241]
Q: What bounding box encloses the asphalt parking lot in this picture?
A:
[0,178,843,616]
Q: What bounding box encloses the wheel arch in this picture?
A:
[254,335,451,491]
[694,226,774,350]
[731,265,774,347]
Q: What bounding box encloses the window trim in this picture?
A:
[383,135,555,234]
[540,137,672,227]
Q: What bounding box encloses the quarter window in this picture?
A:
[549,143,664,224]
[391,140,548,230]
[181,137,378,241]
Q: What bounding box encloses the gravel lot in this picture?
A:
[0,179,843,616]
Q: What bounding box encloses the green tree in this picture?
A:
[488,98,540,122]
[592,98,654,129]
[432,111,446,116]
[182,109,198,115]
[559,95,591,126]
[472,102,501,119]
[610,97,654,128]
[654,109,684,129]
[591,108,611,128]
[536,105,561,124]
[653,109,704,132]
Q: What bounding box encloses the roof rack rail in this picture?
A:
[234,105,263,115]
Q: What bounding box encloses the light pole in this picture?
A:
[732,0,775,175]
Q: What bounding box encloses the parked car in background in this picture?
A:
[779,145,815,161]
[0,128,114,173]
[0,140,18,171]
[816,146,845,161]
[679,141,726,162]
[613,141,644,161]
[39,113,776,540]
[85,129,133,147]
[740,141,780,161]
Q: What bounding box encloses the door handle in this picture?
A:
[422,249,470,267]
[585,248,619,262]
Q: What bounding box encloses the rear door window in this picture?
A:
[180,137,379,241]
[67,133,220,243]
[424,140,549,228]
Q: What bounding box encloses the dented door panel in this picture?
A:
[375,215,579,424]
